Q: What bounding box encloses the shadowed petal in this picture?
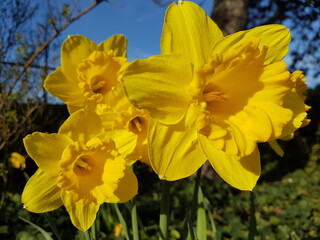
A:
[105,167,138,203]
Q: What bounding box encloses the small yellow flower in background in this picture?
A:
[122,1,294,190]
[269,70,310,156]
[9,152,26,170]
[22,110,138,231]
[114,223,123,237]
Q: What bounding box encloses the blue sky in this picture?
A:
[56,0,214,61]
[36,0,318,87]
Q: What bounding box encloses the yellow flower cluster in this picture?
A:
[9,152,26,170]
[21,1,309,231]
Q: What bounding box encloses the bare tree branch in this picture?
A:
[0,61,55,70]
[9,0,105,94]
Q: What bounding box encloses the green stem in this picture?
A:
[83,231,91,240]
[191,168,202,221]
[182,167,202,239]
[114,204,131,240]
[43,213,62,240]
[248,191,257,240]
[159,180,171,240]
[196,187,207,240]
[131,198,139,240]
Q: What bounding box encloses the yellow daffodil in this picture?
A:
[122,1,293,190]
[96,86,150,164]
[269,70,310,156]
[44,34,127,112]
[9,152,26,170]
[22,110,138,231]
[44,34,150,164]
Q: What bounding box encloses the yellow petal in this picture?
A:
[58,140,126,205]
[61,190,99,231]
[58,109,104,143]
[230,105,272,144]
[199,135,260,190]
[280,92,307,137]
[148,107,207,181]
[23,132,73,176]
[198,38,288,154]
[97,34,127,57]
[105,167,138,203]
[122,54,192,125]
[268,140,284,157]
[77,51,126,103]
[67,105,82,114]
[44,67,84,107]
[107,130,138,159]
[253,102,292,140]
[61,35,97,80]
[213,24,290,64]
[22,169,62,213]
[161,1,223,68]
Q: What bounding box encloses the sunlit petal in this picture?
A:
[280,92,307,137]
[61,190,99,232]
[58,109,104,143]
[148,107,207,180]
[199,135,260,191]
[23,132,72,176]
[97,34,127,57]
[61,35,97,79]
[22,169,62,213]
[161,1,223,67]
[44,67,84,107]
[213,24,290,64]
[122,54,192,124]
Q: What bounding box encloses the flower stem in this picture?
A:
[159,180,171,240]
[248,191,257,240]
[182,167,202,239]
[191,167,202,221]
[114,204,131,240]
[131,198,140,240]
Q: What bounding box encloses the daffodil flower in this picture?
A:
[22,110,138,231]
[44,34,151,164]
[44,34,127,112]
[96,86,150,164]
[269,70,310,156]
[122,1,293,190]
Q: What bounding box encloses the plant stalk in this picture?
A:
[159,180,171,240]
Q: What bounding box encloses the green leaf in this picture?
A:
[18,216,53,240]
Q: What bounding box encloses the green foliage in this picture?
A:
[1,137,320,239]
